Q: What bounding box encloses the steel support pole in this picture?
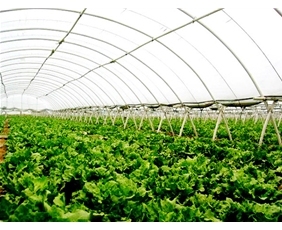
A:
[212,106,232,141]
[259,100,282,146]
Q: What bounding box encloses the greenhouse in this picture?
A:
[0,8,282,222]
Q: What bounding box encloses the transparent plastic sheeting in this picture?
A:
[0,8,282,110]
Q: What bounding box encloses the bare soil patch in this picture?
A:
[0,119,9,195]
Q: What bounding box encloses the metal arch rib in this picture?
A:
[1,55,92,69]
[3,88,64,109]
[2,56,169,106]
[0,8,150,38]
[3,92,61,110]
[2,68,73,80]
[80,9,219,103]
[32,64,115,106]
[155,40,215,101]
[30,72,102,107]
[30,92,65,110]
[104,9,224,104]
[0,48,139,105]
[2,8,223,106]
[18,28,174,102]
[40,76,115,107]
[90,62,156,104]
[1,38,148,104]
[35,50,155,105]
[114,62,160,104]
[128,9,237,100]
[4,76,83,108]
[2,56,189,104]
[178,9,263,97]
[43,9,225,105]
[125,54,176,104]
[50,43,159,104]
[88,71,127,105]
[1,28,185,104]
[1,60,104,106]
[22,8,87,93]
[1,9,202,105]
[4,80,78,108]
[99,66,143,105]
[0,8,81,14]
[274,8,282,17]
[222,9,282,82]
[25,81,86,108]
[0,55,46,64]
[1,56,119,106]
[2,67,96,108]
[41,65,125,105]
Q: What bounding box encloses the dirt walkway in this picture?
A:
[0,119,9,163]
[0,119,9,196]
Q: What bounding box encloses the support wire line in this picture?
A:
[0,72,8,99]
[21,8,87,95]
[37,8,223,105]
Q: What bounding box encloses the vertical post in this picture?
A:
[124,110,130,129]
[259,102,272,146]
[212,110,222,141]
[164,111,174,135]
[212,106,232,141]
[103,108,109,125]
[112,109,119,125]
[148,110,155,131]
[109,109,115,125]
[89,112,93,124]
[179,112,188,137]
[278,114,282,127]
[222,110,232,141]
[96,109,100,124]
[131,108,138,129]
[84,111,88,122]
[270,114,282,146]
[188,111,198,137]
[259,100,281,146]
[138,110,145,130]
[157,113,164,132]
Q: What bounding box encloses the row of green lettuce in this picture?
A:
[0,115,282,221]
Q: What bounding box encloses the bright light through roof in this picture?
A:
[1,8,282,111]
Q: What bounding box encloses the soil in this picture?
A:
[0,119,9,195]
[0,138,6,163]
[0,120,8,163]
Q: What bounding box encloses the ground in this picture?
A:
[0,119,9,195]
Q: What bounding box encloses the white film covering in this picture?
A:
[0,8,282,110]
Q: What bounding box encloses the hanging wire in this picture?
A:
[22,8,87,94]
[0,72,8,99]
[38,8,223,106]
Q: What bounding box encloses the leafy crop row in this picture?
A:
[0,115,282,221]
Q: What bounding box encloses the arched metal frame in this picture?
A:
[1,67,98,107]
[178,9,263,97]
[3,78,81,108]
[1,37,155,105]
[2,90,61,109]
[1,60,114,106]
[1,8,282,112]
[1,8,219,108]
[0,48,143,105]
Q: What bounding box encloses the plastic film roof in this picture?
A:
[0,8,282,110]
